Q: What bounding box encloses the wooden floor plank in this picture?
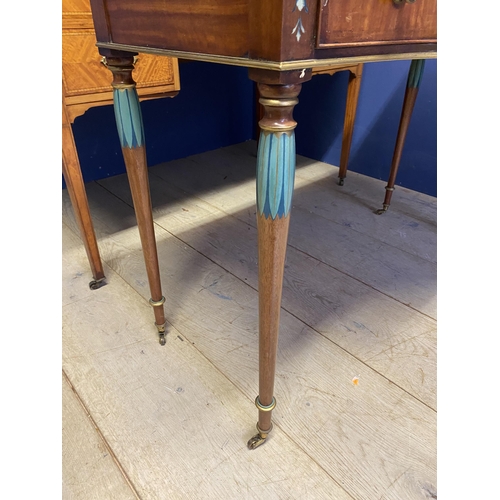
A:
[62,370,138,499]
[235,140,437,235]
[150,141,436,262]
[62,224,352,500]
[62,148,437,500]
[95,158,436,408]
[143,144,437,319]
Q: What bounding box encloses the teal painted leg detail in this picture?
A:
[113,87,145,149]
[256,131,296,219]
[407,59,426,89]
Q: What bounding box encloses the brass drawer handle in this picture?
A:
[393,0,416,3]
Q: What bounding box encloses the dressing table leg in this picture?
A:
[376,59,425,214]
[247,83,301,449]
[102,51,167,345]
[62,101,106,289]
[338,64,363,186]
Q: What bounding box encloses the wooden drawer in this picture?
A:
[62,0,180,115]
[62,30,178,99]
[317,0,437,49]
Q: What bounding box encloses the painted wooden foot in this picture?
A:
[376,59,425,214]
[247,82,301,449]
[102,50,167,344]
[62,97,106,289]
[338,64,363,186]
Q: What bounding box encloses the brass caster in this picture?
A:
[247,433,267,450]
[155,321,167,346]
[89,277,106,290]
[375,204,389,215]
[247,423,273,450]
[338,178,345,186]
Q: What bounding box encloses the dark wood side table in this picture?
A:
[307,61,427,214]
[87,0,436,449]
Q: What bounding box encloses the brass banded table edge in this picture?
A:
[96,42,437,71]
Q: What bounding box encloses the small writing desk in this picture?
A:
[87,0,436,449]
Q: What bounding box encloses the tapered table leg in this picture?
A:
[62,99,105,289]
[247,83,301,449]
[376,59,425,214]
[338,64,363,186]
[101,51,167,345]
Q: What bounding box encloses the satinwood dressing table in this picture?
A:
[86,0,436,449]
[62,0,180,289]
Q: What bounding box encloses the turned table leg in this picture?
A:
[101,51,167,345]
[62,99,106,289]
[376,59,425,214]
[338,64,363,186]
[247,83,301,449]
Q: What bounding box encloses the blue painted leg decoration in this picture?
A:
[257,131,296,220]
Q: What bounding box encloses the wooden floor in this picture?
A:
[62,142,437,500]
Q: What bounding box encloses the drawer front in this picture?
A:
[317,0,437,48]
[62,30,177,98]
[62,0,94,29]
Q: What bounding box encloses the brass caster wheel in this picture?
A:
[155,321,167,346]
[338,178,345,186]
[247,433,267,450]
[375,204,389,215]
[247,423,273,450]
[89,277,106,290]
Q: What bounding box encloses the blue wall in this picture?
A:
[70,61,254,184]
[295,59,437,197]
[70,59,436,197]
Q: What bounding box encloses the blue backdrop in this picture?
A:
[295,58,437,197]
[69,58,436,197]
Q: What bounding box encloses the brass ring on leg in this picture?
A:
[149,296,166,307]
[255,396,276,412]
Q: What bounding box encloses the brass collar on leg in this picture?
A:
[258,97,299,108]
[149,296,166,307]
[255,396,277,412]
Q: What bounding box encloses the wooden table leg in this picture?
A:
[62,99,106,290]
[101,50,167,345]
[338,64,363,186]
[247,82,301,449]
[376,59,425,214]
